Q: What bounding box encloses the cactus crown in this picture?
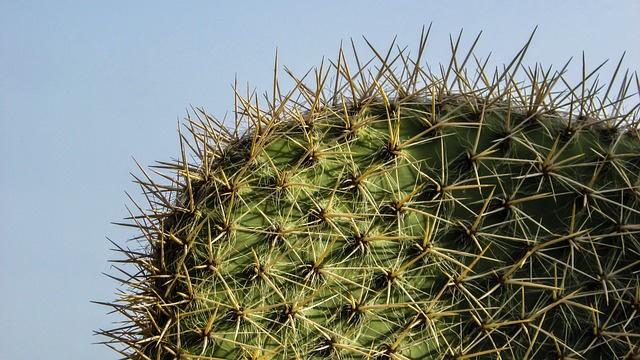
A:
[98,28,640,359]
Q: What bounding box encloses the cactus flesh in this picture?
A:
[100,30,640,359]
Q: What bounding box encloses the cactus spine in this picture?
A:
[99,29,640,359]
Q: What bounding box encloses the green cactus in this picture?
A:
[99,30,640,359]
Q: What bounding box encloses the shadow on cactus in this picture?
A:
[97,28,640,359]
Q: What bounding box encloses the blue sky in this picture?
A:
[1,1,638,359]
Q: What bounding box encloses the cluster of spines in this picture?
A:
[98,27,640,359]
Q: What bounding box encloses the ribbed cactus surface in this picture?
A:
[100,31,640,359]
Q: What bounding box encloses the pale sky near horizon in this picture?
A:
[1,1,639,359]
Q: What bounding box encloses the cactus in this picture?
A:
[99,29,640,359]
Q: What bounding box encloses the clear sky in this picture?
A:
[1,1,638,359]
